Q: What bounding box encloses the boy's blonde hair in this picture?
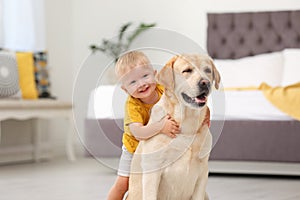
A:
[115,51,152,79]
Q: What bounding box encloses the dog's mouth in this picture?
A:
[181,92,208,107]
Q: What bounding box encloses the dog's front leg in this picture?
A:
[191,156,209,200]
[192,191,209,200]
[142,170,162,200]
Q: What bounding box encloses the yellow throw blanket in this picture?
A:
[259,82,300,121]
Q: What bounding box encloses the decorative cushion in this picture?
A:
[33,52,52,98]
[214,52,284,89]
[281,49,300,86]
[16,52,38,99]
[0,51,22,98]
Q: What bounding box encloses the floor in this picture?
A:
[0,157,300,200]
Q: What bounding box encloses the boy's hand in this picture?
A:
[160,114,180,138]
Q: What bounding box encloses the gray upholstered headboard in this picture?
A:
[207,10,300,59]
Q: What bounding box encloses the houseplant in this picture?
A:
[89,22,156,62]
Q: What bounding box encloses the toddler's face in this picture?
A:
[121,66,157,100]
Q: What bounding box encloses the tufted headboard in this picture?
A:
[207,10,300,59]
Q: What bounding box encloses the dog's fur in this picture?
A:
[126,54,220,200]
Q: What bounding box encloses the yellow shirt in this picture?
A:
[123,84,164,153]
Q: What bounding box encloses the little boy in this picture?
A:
[107,51,180,200]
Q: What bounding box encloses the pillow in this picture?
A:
[16,52,38,99]
[0,51,22,98]
[281,49,300,86]
[33,52,52,98]
[213,52,284,89]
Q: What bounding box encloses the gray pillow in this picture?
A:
[0,51,21,98]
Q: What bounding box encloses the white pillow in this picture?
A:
[282,49,300,86]
[213,52,284,88]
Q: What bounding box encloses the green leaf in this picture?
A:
[127,23,156,46]
[118,22,132,41]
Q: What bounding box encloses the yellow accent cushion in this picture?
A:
[16,52,38,99]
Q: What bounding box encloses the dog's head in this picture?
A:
[157,54,220,109]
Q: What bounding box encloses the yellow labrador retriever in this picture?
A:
[126,54,220,200]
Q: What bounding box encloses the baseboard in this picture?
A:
[0,143,52,164]
[209,160,300,176]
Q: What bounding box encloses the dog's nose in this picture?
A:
[198,79,210,90]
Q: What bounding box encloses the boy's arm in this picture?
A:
[129,114,180,140]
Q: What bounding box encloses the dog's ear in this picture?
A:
[210,58,221,89]
[156,55,178,90]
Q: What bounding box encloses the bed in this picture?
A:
[207,10,300,175]
[84,10,300,175]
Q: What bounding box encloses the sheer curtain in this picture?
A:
[0,0,3,48]
[0,0,46,51]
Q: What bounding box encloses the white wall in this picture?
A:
[44,0,77,157]
[44,0,300,157]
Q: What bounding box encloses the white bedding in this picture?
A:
[213,90,292,121]
[87,85,126,119]
[87,86,293,121]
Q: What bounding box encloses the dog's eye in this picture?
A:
[182,68,193,73]
[204,68,212,73]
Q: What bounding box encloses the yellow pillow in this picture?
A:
[16,52,38,99]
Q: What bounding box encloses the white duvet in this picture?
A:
[213,90,292,121]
